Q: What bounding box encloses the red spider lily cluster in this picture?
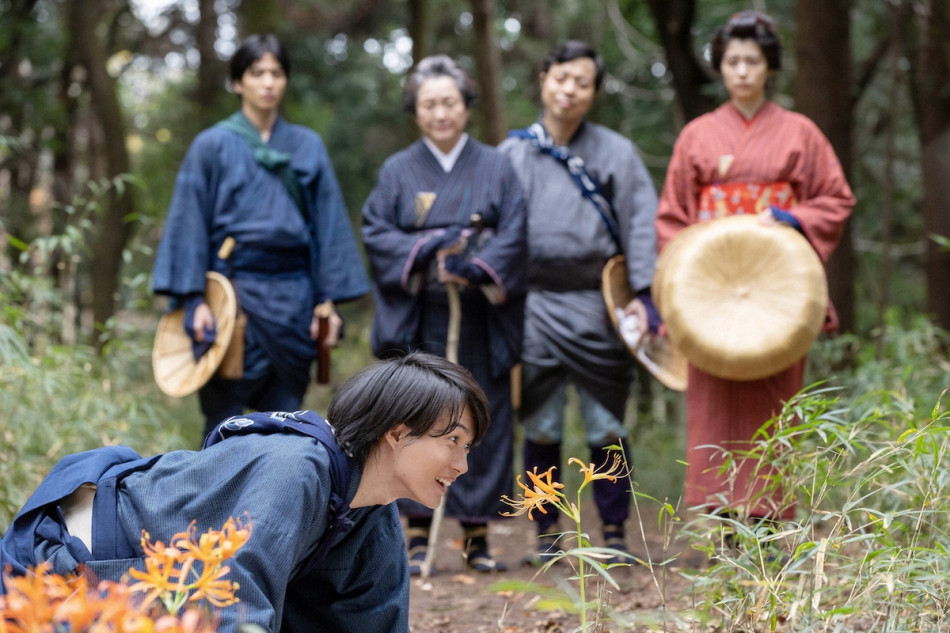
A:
[0,515,252,632]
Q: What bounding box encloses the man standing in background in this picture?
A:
[152,34,368,438]
[498,40,659,564]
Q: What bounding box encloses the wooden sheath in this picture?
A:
[314,300,334,384]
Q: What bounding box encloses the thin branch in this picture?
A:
[852,36,892,108]
[606,0,661,66]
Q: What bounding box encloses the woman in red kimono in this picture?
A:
[655,11,854,524]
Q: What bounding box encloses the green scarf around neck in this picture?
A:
[216,112,307,219]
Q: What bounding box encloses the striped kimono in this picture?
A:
[656,101,854,518]
[361,137,527,522]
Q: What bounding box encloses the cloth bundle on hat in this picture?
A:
[653,214,827,381]
[152,271,239,397]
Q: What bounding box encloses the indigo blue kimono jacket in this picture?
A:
[152,112,369,394]
[0,412,409,633]
[361,137,527,522]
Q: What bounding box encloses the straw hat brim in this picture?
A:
[654,214,827,381]
[602,255,688,391]
[152,271,238,398]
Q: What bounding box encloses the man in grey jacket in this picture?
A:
[498,40,659,565]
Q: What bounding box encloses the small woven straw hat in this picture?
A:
[602,255,688,391]
[654,214,827,381]
[152,271,238,397]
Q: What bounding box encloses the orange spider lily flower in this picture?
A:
[525,466,566,496]
[176,515,252,564]
[501,466,565,520]
[187,564,240,608]
[130,517,252,612]
[129,546,183,607]
[1,517,250,632]
[0,562,77,630]
[569,452,625,487]
[51,575,101,631]
[153,609,219,633]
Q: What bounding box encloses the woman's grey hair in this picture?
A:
[402,54,478,115]
[327,351,490,464]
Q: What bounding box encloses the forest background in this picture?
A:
[1,0,949,525]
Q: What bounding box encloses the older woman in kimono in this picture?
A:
[362,55,527,573]
[655,12,854,525]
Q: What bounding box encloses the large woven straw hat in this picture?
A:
[152,271,238,397]
[602,255,688,391]
[654,214,827,381]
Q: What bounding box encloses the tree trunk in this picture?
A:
[404,0,431,145]
[239,0,282,36]
[193,0,221,111]
[794,0,855,333]
[66,0,136,349]
[906,0,950,330]
[875,9,902,349]
[0,0,40,269]
[644,0,716,127]
[514,0,555,43]
[53,52,81,344]
[470,0,506,144]
[409,0,431,64]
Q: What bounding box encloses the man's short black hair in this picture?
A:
[542,40,605,91]
[230,34,291,82]
[327,352,490,464]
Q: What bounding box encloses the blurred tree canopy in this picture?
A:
[1,0,948,354]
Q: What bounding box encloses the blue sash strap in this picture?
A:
[93,455,163,560]
[0,445,145,579]
[508,123,623,252]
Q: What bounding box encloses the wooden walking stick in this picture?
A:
[420,218,469,578]
[420,281,460,579]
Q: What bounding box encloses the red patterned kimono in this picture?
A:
[656,101,854,519]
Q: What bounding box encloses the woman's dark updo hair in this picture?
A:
[710,11,782,73]
[402,55,478,115]
[230,34,291,82]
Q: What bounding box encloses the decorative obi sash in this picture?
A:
[698,181,797,222]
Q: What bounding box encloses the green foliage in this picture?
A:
[676,322,950,632]
[492,320,949,631]
[3,174,154,346]
[0,318,202,531]
[284,31,411,216]
[492,452,651,631]
[0,174,204,531]
[932,233,950,251]
[808,315,950,396]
